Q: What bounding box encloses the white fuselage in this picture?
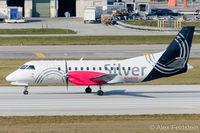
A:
[6,52,163,86]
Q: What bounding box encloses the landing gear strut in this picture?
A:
[85,86,92,93]
[97,86,104,96]
[23,86,28,95]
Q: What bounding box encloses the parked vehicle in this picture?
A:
[84,6,103,24]
[0,5,25,23]
[150,8,181,16]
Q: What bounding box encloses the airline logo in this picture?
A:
[104,64,147,76]
[146,33,189,75]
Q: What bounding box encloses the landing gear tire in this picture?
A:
[23,86,29,95]
[23,90,28,95]
[85,87,92,93]
[97,90,104,96]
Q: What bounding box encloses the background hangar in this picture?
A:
[0,0,128,18]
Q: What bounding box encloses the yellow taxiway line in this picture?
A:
[34,53,46,58]
[142,52,150,55]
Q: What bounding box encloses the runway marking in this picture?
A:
[142,52,150,55]
[179,107,200,110]
[35,53,46,58]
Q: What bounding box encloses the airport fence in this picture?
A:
[117,21,200,31]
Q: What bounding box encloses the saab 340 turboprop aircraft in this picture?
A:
[6,26,195,96]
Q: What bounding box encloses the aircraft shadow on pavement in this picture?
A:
[104,90,200,97]
[34,90,154,98]
[104,90,155,98]
[33,90,200,98]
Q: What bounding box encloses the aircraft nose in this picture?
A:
[6,74,15,82]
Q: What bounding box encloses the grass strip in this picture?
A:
[0,58,199,86]
[0,35,200,45]
[0,29,76,34]
[0,114,200,133]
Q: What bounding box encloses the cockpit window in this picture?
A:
[20,65,35,70]
[27,65,35,70]
[20,65,28,69]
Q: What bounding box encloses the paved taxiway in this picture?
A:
[0,44,200,58]
[0,85,200,116]
[0,18,180,36]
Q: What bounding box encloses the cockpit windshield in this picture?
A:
[20,65,35,70]
[20,65,28,69]
[27,65,35,70]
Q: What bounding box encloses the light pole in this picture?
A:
[65,12,71,34]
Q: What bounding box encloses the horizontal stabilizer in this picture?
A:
[165,57,185,68]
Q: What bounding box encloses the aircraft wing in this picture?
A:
[90,74,117,82]
[68,71,116,86]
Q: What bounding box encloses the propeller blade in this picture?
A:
[65,60,69,91]
[66,75,69,90]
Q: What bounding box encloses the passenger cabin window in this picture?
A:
[69,67,71,71]
[105,67,108,70]
[27,65,35,70]
[87,67,89,71]
[93,67,95,71]
[99,67,102,71]
[75,67,78,71]
[81,67,83,71]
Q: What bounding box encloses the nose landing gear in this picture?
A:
[23,86,29,95]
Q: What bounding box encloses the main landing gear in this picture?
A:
[85,86,92,93]
[85,86,104,96]
[23,86,29,95]
[97,90,104,96]
[97,86,104,96]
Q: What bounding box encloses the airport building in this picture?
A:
[0,0,74,17]
[0,0,144,18]
[0,0,107,18]
[0,0,198,18]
